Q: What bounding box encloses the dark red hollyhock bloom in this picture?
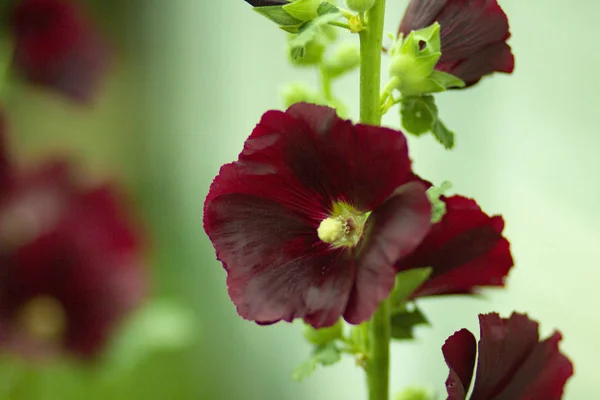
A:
[398,0,515,86]
[443,313,574,399]
[396,195,513,297]
[204,103,432,328]
[0,161,146,359]
[11,0,109,102]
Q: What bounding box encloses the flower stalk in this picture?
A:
[359,1,390,399]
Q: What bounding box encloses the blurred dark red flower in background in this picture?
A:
[443,313,573,399]
[0,160,146,359]
[398,0,514,86]
[397,195,513,297]
[11,0,109,102]
[204,103,432,328]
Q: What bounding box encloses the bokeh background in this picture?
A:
[2,0,599,399]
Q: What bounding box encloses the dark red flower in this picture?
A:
[0,161,147,359]
[396,195,513,297]
[443,313,574,399]
[203,103,432,328]
[398,0,514,86]
[11,0,109,102]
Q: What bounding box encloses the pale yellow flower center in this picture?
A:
[17,296,67,343]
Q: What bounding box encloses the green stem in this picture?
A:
[359,0,386,125]
[320,67,333,102]
[359,1,390,400]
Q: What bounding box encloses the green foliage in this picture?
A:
[346,0,376,13]
[253,5,302,26]
[389,268,432,312]
[400,95,455,149]
[390,305,430,340]
[303,320,343,345]
[426,181,452,223]
[288,9,341,60]
[283,0,323,21]
[292,341,343,381]
[101,299,196,378]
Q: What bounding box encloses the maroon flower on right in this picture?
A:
[10,0,109,102]
[398,0,515,86]
[442,313,574,400]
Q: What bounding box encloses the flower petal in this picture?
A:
[437,41,514,87]
[490,331,574,400]
[397,195,513,297]
[205,193,354,328]
[245,0,289,6]
[344,182,431,324]
[442,328,477,400]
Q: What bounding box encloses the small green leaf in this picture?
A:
[283,0,322,21]
[431,119,455,149]
[400,95,437,135]
[292,342,342,381]
[254,5,303,26]
[389,267,433,311]
[390,305,429,340]
[313,343,342,365]
[292,358,318,381]
[288,11,341,60]
[303,320,343,346]
[317,1,339,15]
[427,181,452,223]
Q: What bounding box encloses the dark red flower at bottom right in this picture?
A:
[442,313,573,400]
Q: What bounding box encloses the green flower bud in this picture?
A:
[346,0,376,13]
[281,83,324,108]
[322,42,360,78]
[288,39,326,66]
[394,387,434,400]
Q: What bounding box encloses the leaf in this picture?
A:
[288,11,341,60]
[431,119,455,149]
[283,0,322,21]
[292,358,318,381]
[426,181,452,223]
[389,267,433,312]
[101,300,196,378]
[400,95,437,135]
[292,342,342,381]
[390,305,430,340]
[317,2,339,15]
[313,343,342,366]
[303,320,343,346]
[254,5,302,26]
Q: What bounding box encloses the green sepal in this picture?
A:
[389,22,465,96]
[390,304,430,340]
[400,95,455,149]
[389,267,433,312]
[283,0,322,21]
[426,181,452,223]
[400,95,437,135]
[317,1,339,15]
[429,70,466,90]
[253,5,302,26]
[292,342,342,381]
[303,320,343,346]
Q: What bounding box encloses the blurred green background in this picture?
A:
[2,0,599,398]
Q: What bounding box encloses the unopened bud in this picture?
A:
[346,0,376,13]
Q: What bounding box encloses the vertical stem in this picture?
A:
[358,1,390,400]
[359,0,386,125]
